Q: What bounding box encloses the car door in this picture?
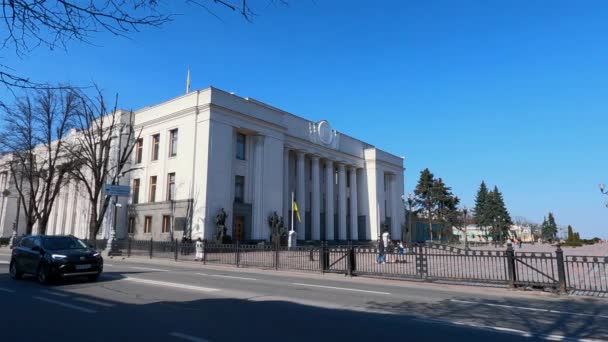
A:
[30,237,44,272]
[15,237,33,273]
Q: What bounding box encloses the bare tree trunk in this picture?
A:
[89,204,99,246]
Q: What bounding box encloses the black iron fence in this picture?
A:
[107,238,607,296]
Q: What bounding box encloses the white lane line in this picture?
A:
[33,296,96,314]
[291,283,391,295]
[74,297,115,307]
[129,266,169,272]
[104,263,114,267]
[0,287,15,293]
[195,273,257,281]
[40,290,69,297]
[169,332,211,342]
[124,277,219,293]
[450,299,608,319]
[0,261,9,264]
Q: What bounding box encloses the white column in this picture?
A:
[283,148,290,224]
[338,163,347,240]
[311,156,321,240]
[296,151,306,239]
[349,166,358,241]
[252,136,265,240]
[324,159,334,240]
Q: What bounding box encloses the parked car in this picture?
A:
[9,235,103,284]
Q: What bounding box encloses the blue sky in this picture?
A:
[3,1,607,237]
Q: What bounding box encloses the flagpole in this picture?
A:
[291,192,295,232]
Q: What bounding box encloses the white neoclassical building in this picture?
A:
[0,87,405,242]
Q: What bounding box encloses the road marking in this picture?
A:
[196,273,257,281]
[104,263,114,267]
[129,266,169,272]
[74,297,115,307]
[0,287,15,293]
[33,296,96,314]
[169,332,210,342]
[419,317,605,342]
[291,283,391,295]
[0,261,9,264]
[450,299,608,319]
[124,277,219,293]
[40,290,69,297]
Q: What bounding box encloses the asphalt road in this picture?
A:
[0,249,607,342]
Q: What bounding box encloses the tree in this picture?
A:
[541,212,558,242]
[0,1,283,90]
[484,186,512,242]
[432,178,460,240]
[414,168,435,240]
[473,181,489,228]
[567,225,574,241]
[66,89,141,241]
[0,88,78,234]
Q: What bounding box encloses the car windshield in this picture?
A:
[42,237,87,250]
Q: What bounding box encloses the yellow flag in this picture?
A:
[292,201,301,223]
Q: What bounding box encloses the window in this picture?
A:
[135,138,143,164]
[128,217,135,234]
[149,176,157,202]
[20,237,33,249]
[132,179,140,204]
[169,129,178,157]
[162,215,171,233]
[236,133,246,160]
[144,216,152,233]
[166,173,175,201]
[234,175,245,203]
[151,134,160,161]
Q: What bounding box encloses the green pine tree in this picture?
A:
[567,225,574,242]
[414,168,435,241]
[432,177,459,240]
[541,212,558,242]
[473,181,489,229]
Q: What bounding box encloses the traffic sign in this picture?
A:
[104,184,131,197]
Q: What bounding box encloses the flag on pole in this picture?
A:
[186,67,191,94]
[292,200,301,223]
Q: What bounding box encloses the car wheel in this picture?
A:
[9,260,23,280]
[88,272,101,282]
[37,263,51,284]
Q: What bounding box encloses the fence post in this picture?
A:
[127,237,132,257]
[555,245,567,294]
[322,241,330,273]
[149,237,153,259]
[347,241,355,276]
[203,239,207,265]
[235,241,240,268]
[416,244,427,279]
[506,243,516,288]
[174,238,178,261]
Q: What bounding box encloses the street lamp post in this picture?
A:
[105,124,127,256]
[401,193,414,243]
[462,207,468,250]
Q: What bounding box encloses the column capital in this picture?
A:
[296,150,306,158]
[324,159,333,167]
[337,163,346,171]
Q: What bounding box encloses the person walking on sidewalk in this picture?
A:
[377,237,385,264]
[195,238,204,261]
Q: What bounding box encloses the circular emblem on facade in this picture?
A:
[317,120,333,145]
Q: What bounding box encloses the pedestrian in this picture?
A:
[519,239,523,249]
[397,240,405,263]
[377,237,385,264]
[195,238,203,261]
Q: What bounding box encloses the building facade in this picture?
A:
[0,87,405,242]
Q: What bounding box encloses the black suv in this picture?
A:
[10,235,103,283]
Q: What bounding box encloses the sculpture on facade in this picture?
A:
[215,208,228,243]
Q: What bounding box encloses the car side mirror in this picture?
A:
[88,244,94,249]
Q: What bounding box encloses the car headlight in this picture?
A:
[93,252,100,257]
[51,254,67,260]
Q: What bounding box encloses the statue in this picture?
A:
[268,211,285,244]
[215,208,228,243]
